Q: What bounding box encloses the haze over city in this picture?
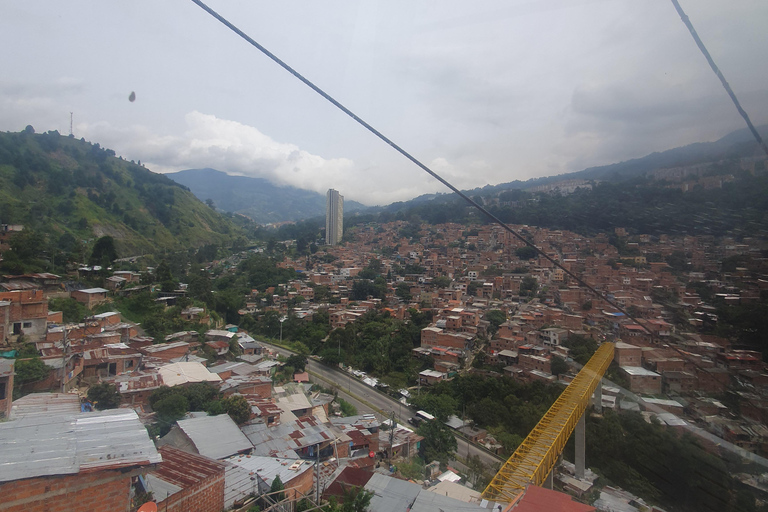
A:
[2,0,767,205]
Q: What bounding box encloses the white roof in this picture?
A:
[93,311,120,318]
[419,370,446,378]
[175,415,252,459]
[620,366,660,377]
[159,362,222,387]
[77,287,109,294]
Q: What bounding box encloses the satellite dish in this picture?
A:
[137,503,157,512]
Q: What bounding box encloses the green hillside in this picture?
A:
[0,127,240,259]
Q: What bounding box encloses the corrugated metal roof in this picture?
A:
[176,415,252,459]
[225,454,312,489]
[0,406,160,483]
[363,473,485,512]
[153,446,226,488]
[144,473,183,500]
[224,461,264,509]
[0,358,14,376]
[10,392,81,418]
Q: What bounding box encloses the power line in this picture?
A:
[188,0,652,335]
[670,0,768,158]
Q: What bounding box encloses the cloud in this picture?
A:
[556,80,768,171]
[81,111,365,195]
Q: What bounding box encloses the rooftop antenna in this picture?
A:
[69,112,73,136]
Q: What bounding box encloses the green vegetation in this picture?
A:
[147,383,249,435]
[48,297,90,323]
[416,419,457,464]
[584,410,732,512]
[87,383,121,410]
[13,357,50,396]
[337,398,357,417]
[0,129,240,267]
[562,334,598,366]
[414,374,561,455]
[357,166,768,238]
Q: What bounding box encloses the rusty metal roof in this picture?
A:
[153,446,226,488]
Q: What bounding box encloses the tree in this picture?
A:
[87,382,121,409]
[520,275,538,297]
[154,260,178,292]
[270,475,286,502]
[395,282,412,301]
[550,355,568,377]
[485,309,506,336]
[408,393,457,422]
[89,236,118,266]
[515,246,537,260]
[340,486,373,512]
[417,420,457,464]
[286,354,307,372]
[153,393,188,426]
[13,358,49,387]
[224,395,251,424]
[432,276,451,288]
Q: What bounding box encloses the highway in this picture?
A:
[262,341,503,470]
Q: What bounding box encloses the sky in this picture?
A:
[2,1,767,206]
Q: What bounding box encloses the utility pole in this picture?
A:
[60,326,69,393]
[388,411,396,463]
[279,316,287,343]
[69,112,73,137]
[315,443,321,504]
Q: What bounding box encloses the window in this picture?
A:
[0,381,6,400]
[22,322,32,329]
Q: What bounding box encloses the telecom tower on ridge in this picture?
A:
[325,189,343,245]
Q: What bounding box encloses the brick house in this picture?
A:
[0,289,49,342]
[620,366,662,394]
[0,359,12,418]
[146,446,226,512]
[614,342,642,367]
[0,395,161,512]
[71,287,109,308]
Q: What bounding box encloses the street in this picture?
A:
[261,341,504,470]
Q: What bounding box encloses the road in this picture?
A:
[262,341,503,470]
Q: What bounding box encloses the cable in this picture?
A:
[188,0,653,336]
[670,0,768,158]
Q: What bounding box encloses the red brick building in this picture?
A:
[148,446,226,512]
[0,289,48,342]
[70,287,109,308]
[0,395,161,512]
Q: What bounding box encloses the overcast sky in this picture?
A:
[2,1,767,205]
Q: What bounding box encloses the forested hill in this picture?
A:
[350,163,768,237]
[166,168,367,224]
[391,124,768,206]
[0,127,240,260]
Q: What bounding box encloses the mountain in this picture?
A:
[165,168,368,224]
[0,129,240,259]
[386,124,768,208]
[355,124,768,236]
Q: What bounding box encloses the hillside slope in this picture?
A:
[0,129,240,257]
[166,168,367,224]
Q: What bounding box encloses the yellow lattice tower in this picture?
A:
[482,342,615,503]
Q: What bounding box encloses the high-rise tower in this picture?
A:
[325,189,344,245]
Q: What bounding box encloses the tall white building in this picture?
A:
[326,189,343,245]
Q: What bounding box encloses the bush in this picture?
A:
[87,383,121,410]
